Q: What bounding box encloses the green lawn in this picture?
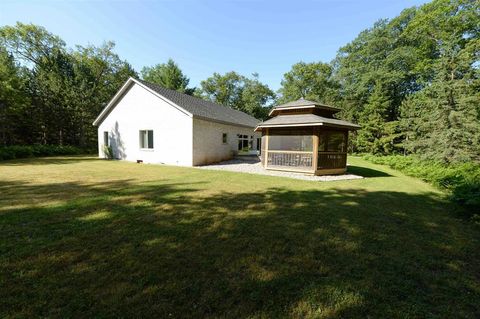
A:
[1,156,479,318]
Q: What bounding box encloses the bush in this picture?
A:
[363,154,480,222]
[0,145,88,161]
[103,145,114,159]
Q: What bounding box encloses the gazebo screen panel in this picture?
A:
[317,130,348,169]
[266,128,314,170]
[268,128,313,152]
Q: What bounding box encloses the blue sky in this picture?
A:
[1,0,429,90]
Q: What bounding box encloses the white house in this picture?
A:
[93,77,261,166]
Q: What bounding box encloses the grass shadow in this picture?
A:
[1,176,478,318]
[347,165,391,177]
[0,155,99,166]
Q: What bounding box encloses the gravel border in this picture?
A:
[198,158,363,182]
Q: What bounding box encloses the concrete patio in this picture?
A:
[198,156,363,181]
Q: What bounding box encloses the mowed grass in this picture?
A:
[1,156,479,318]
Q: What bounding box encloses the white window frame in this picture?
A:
[139,130,154,150]
[237,134,251,151]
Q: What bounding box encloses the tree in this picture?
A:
[355,83,403,154]
[198,72,275,119]
[0,47,29,145]
[71,42,136,146]
[0,23,136,147]
[197,71,244,109]
[278,61,338,104]
[329,0,479,160]
[1,22,70,145]
[141,59,194,94]
[241,73,275,119]
[401,77,480,163]
[399,0,480,163]
[0,22,66,67]
[332,9,428,121]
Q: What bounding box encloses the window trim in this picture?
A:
[139,129,154,150]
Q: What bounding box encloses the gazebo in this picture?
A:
[255,98,360,175]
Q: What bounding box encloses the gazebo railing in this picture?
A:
[317,152,347,169]
[266,150,313,169]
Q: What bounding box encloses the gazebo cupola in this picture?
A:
[255,98,360,175]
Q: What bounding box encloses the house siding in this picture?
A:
[98,83,193,166]
[192,118,261,166]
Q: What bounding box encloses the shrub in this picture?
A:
[363,154,480,222]
[0,145,88,161]
[103,145,114,159]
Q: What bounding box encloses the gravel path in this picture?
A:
[198,157,363,182]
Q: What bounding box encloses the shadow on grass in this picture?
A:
[0,179,479,318]
[347,165,391,178]
[0,155,99,166]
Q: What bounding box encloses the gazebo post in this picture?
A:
[312,127,319,174]
[264,128,269,169]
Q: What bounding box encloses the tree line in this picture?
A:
[0,0,478,163]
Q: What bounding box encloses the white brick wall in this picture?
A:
[192,118,261,166]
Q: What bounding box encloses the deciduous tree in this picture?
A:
[141,59,194,95]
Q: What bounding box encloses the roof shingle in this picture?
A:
[138,79,260,128]
[255,113,361,130]
[273,98,341,113]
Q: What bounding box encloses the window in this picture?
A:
[139,130,154,149]
[237,134,250,151]
[256,138,261,151]
[222,133,228,144]
[103,131,109,146]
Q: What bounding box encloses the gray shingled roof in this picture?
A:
[274,98,341,113]
[255,114,361,131]
[138,79,260,128]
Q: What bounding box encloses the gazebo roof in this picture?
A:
[269,98,341,116]
[255,113,361,132]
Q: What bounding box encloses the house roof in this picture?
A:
[269,97,341,116]
[255,113,361,131]
[93,77,260,128]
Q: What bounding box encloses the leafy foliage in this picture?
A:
[364,154,480,221]
[198,71,275,120]
[354,83,402,154]
[0,47,29,145]
[399,0,480,162]
[276,0,479,163]
[0,23,136,148]
[0,144,87,160]
[141,59,194,95]
[102,145,114,160]
[278,61,338,104]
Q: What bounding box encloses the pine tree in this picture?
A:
[355,83,397,154]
